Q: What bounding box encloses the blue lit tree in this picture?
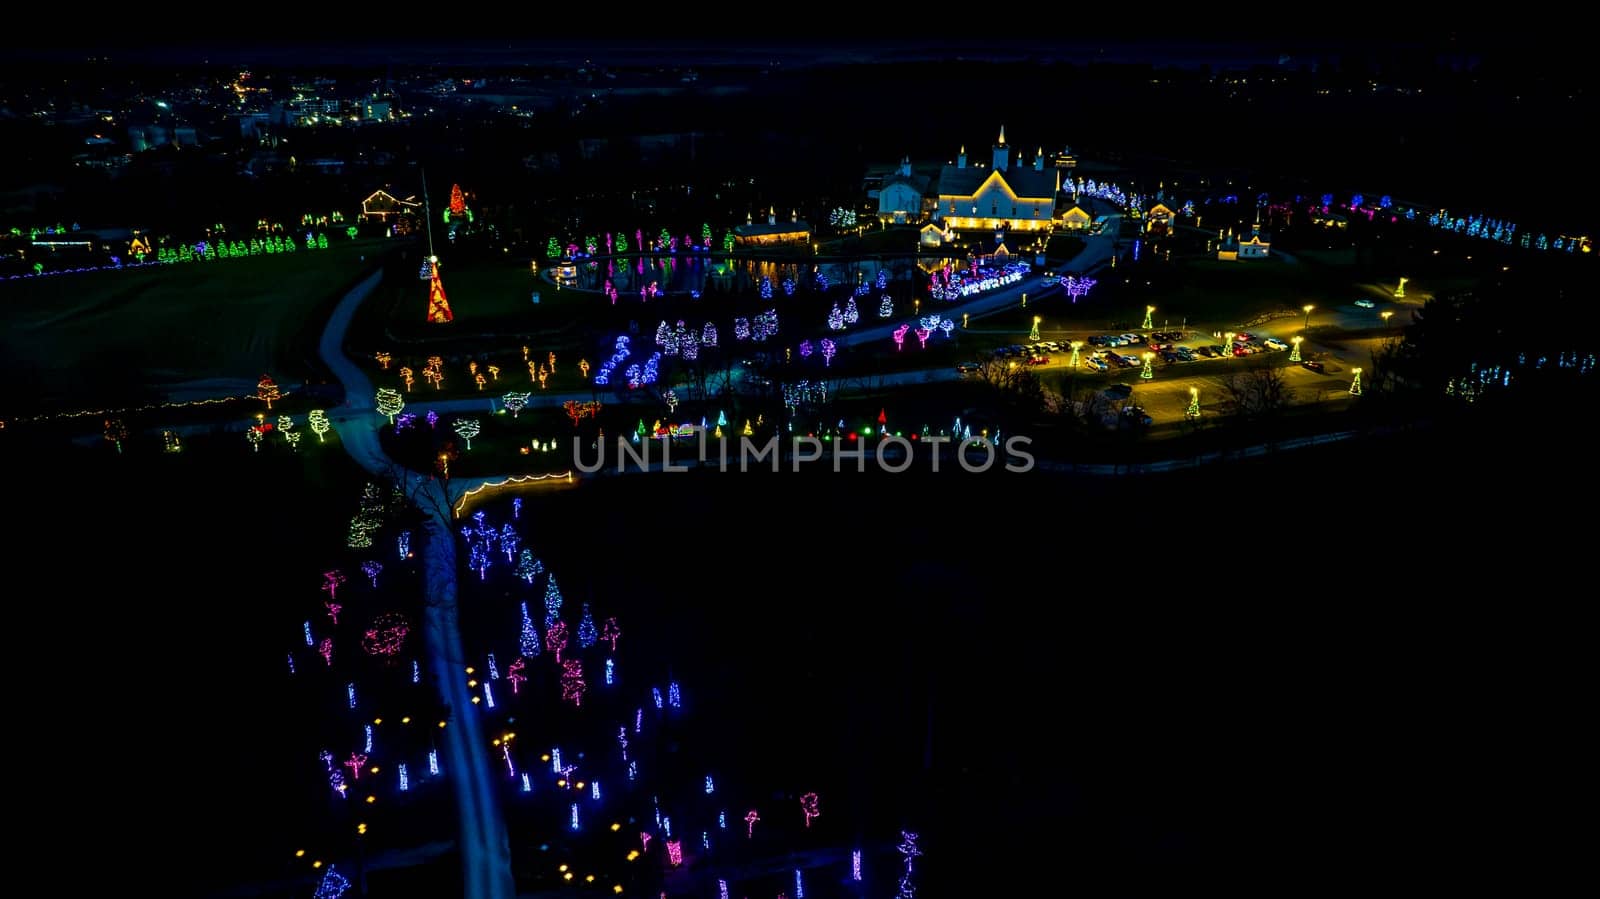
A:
[578,603,598,648]
[519,602,541,656]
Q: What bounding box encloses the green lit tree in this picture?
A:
[375,387,404,425]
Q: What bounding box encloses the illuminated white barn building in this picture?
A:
[933,127,1059,235]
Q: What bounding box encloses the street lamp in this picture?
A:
[1290,335,1303,362]
[1380,310,1394,326]
[1302,304,1315,331]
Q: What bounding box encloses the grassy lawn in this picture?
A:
[0,238,389,412]
[1046,234,1086,262]
[366,257,590,343]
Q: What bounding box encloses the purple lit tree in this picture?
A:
[561,659,587,706]
[546,621,569,664]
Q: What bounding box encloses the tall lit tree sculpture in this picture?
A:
[519,602,541,657]
[426,268,454,323]
[257,375,281,410]
[1186,386,1201,419]
[309,409,331,442]
[1141,353,1154,379]
[578,603,598,648]
[543,575,563,628]
[1029,316,1041,341]
[1142,305,1155,330]
[375,388,404,425]
[1289,336,1302,362]
[448,184,466,218]
[1350,367,1363,396]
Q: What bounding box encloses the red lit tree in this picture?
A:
[449,184,466,217]
[257,375,281,410]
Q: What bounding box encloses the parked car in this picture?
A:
[1025,355,1050,366]
[1176,347,1196,361]
[1083,357,1109,372]
[1263,337,1289,351]
[1120,406,1153,426]
[1120,333,1143,344]
[1302,360,1326,373]
[1354,298,1376,309]
[1234,332,1256,342]
[955,362,982,374]
[1088,335,1107,346]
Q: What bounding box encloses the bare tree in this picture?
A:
[1224,363,1290,418]
[1251,365,1290,416]
[1223,371,1258,417]
[1369,337,1403,394]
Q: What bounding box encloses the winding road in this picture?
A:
[320,271,515,899]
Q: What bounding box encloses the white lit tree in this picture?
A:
[308,409,331,442]
[454,418,482,450]
[502,392,530,418]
